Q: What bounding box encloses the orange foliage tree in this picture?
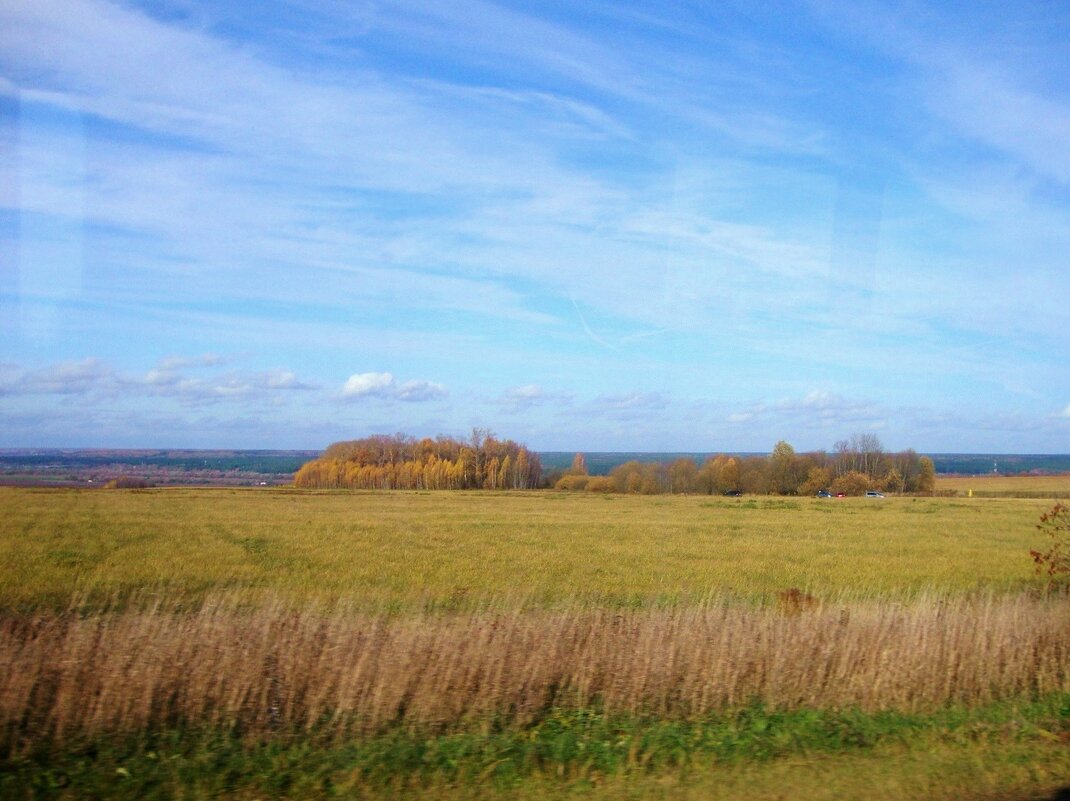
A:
[294,431,541,490]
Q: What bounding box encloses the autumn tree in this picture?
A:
[737,456,771,494]
[567,453,589,476]
[719,457,741,494]
[890,449,922,491]
[917,456,936,494]
[295,432,540,491]
[799,466,832,496]
[882,467,904,494]
[830,470,871,496]
[610,460,645,493]
[668,457,698,494]
[696,456,722,494]
[770,440,801,495]
[833,433,887,481]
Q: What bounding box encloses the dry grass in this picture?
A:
[3,591,1067,752]
[935,474,1070,497]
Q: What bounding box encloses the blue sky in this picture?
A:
[2,0,1069,452]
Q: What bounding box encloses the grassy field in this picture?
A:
[935,473,1070,498]
[1,486,1068,800]
[0,487,1062,609]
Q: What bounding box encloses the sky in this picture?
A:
[1,0,1069,453]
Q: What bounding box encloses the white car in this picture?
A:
[865,490,885,498]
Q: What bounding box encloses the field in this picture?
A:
[934,474,1070,498]
[1,486,1069,800]
[1,487,1061,608]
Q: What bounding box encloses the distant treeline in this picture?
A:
[552,435,935,496]
[547,438,933,494]
[295,432,934,495]
[294,432,541,490]
[538,451,1070,477]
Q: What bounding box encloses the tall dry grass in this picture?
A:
[2,592,1068,753]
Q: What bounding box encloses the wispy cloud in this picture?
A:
[0,357,316,407]
[724,391,884,432]
[0,358,114,396]
[497,383,575,413]
[589,392,669,422]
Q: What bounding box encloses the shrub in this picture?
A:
[1030,503,1070,583]
[554,474,589,491]
[830,471,871,496]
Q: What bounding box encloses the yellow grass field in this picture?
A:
[935,473,1070,497]
[0,486,1061,610]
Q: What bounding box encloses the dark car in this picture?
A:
[815,489,832,498]
[724,489,743,497]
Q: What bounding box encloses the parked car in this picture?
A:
[865,490,885,498]
[815,489,832,497]
[724,489,743,497]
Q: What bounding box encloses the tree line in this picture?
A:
[293,431,542,490]
[551,435,935,496]
[294,431,935,495]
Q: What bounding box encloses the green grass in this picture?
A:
[4,696,1068,801]
[0,487,1055,611]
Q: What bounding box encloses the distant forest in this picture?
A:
[294,432,935,495]
[546,435,934,496]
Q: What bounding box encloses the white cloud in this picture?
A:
[1059,404,1070,419]
[255,370,315,391]
[341,372,396,399]
[159,370,316,402]
[144,368,179,387]
[394,379,447,403]
[341,372,446,403]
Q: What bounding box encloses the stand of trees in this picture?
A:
[554,435,936,496]
[294,431,541,490]
[295,431,934,496]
